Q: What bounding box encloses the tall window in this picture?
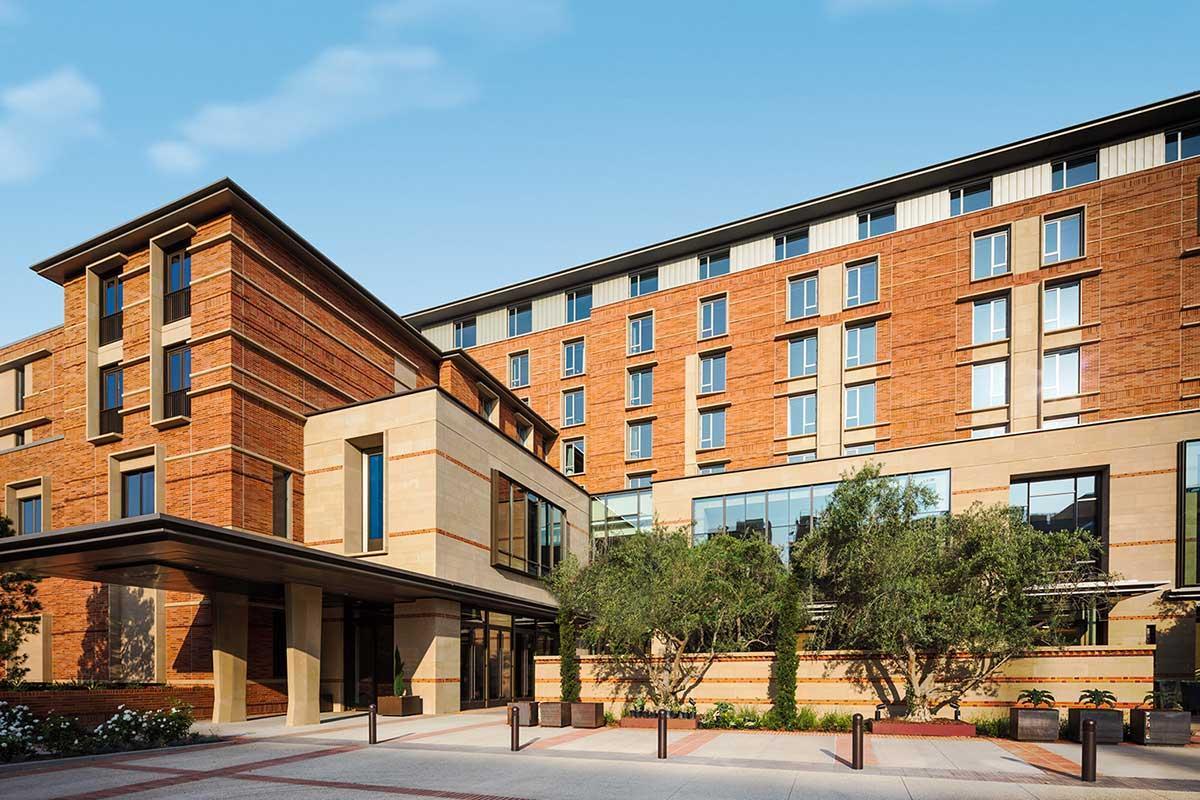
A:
[788,274,818,319]
[1010,472,1100,555]
[698,251,730,280]
[787,393,816,436]
[1166,125,1200,163]
[788,335,817,378]
[13,365,24,412]
[775,229,809,260]
[699,296,727,339]
[845,383,876,428]
[951,181,992,216]
[630,268,658,297]
[1181,440,1199,586]
[163,248,191,323]
[566,287,592,323]
[1051,153,1098,191]
[563,339,585,377]
[454,318,477,348]
[100,274,123,345]
[122,468,155,517]
[1043,211,1083,264]
[627,420,652,459]
[972,228,1009,279]
[479,391,498,420]
[563,438,585,476]
[273,468,292,538]
[562,388,585,427]
[18,495,42,535]
[857,206,896,240]
[508,352,529,388]
[699,408,726,449]
[845,323,876,368]
[628,366,653,407]
[1043,348,1080,398]
[507,303,532,337]
[492,472,564,577]
[362,448,384,552]
[628,313,653,354]
[100,366,123,435]
[164,345,191,418]
[972,360,1007,409]
[845,259,878,308]
[973,296,1008,344]
[700,352,726,394]
[1044,281,1080,331]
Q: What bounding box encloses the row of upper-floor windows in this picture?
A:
[98,249,192,346]
[97,345,192,436]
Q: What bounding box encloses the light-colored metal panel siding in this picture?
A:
[896,190,949,230]
[660,256,696,290]
[594,275,627,307]
[1099,133,1165,179]
[423,322,452,351]
[533,293,565,331]
[993,163,1051,206]
[478,308,506,345]
[731,236,773,272]
[809,214,856,252]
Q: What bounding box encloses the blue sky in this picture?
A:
[0,0,1196,343]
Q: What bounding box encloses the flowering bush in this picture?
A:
[0,702,39,762]
[39,713,93,758]
[92,704,195,752]
[0,700,195,761]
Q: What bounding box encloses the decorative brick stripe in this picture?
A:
[526,726,608,750]
[394,612,462,622]
[389,449,490,483]
[389,527,490,551]
[410,677,461,683]
[952,485,1008,495]
[1109,538,1174,548]
[307,464,343,475]
[234,773,535,800]
[305,538,343,546]
[1112,468,1176,479]
[993,739,1079,779]
[834,730,877,767]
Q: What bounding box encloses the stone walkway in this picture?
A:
[2,709,1199,799]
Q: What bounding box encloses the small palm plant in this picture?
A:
[1016,688,1056,708]
[1143,686,1183,711]
[1078,688,1117,708]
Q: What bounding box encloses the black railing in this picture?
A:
[99,407,123,436]
[99,312,123,345]
[163,288,191,323]
[164,388,190,419]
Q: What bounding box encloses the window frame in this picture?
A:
[1043,280,1081,331]
[972,295,1009,344]
[272,468,292,539]
[565,287,593,324]
[121,467,156,518]
[787,273,818,320]
[698,250,731,281]
[971,226,1010,280]
[628,312,654,355]
[698,407,726,450]
[844,382,876,429]
[163,344,191,419]
[1166,124,1200,163]
[627,419,653,460]
[629,268,659,297]
[787,393,817,437]
[845,258,879,308]
[18,494,42,535]
[857,205,896,240]
[845,322,877,368]
[562,437,585,476]
[628,366,653,408]
[163,247,192,324]
[453,317,477,349]
[13,365,24,412]
[507,302,532,338]
[1050,152,1099,191]
[699,351,726,395]
[100,273,124,345]
[100,365,124,436]
[562,387,585,427]
[508,351,530,389]
[950,180,993,217]
[1010,467,1107,570]
[787,335,817,379]
[774,228,810,261]
[1042,347,1080,399]
[699,295,728,340]
[1042,209,1085,265]
[971,359,1009,410]
[562,338,585,378]
[1178,440,1200,587]
[361,447,385,553]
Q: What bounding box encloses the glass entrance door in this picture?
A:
[343,603,393,709]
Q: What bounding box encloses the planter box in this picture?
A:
[1009,708,1060,742]
[869,719,976,737]
[539,702,572,727]
[1130,708,1191,746]
[376,695,423,716]
[570,702,605,729]
[1067,708,1123,744]
[619,715,698,730]
[510,700,539,726]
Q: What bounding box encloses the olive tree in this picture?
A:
[0,516,42,685]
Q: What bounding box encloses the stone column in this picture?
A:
[285,583,323,726]
[394,598,460,714]
[211,592,248,724]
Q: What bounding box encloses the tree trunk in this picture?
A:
[906,690,934,722]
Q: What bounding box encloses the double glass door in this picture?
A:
[460,608,555,708]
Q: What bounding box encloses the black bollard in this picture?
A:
[510,705,521,752]
[368,703,377,745]
[657,709,668,759]
[851,713,864,770]
[1081,719,1096,783]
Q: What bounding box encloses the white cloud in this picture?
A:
[369,0,568,42]
[0,67,102,183]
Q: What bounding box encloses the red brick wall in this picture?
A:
[0,681,287,725]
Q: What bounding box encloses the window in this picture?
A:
[627,474,652,489]
[699,251,730,280]
[563,438,585,476]
[272,468,291,538]
[13,366,24,412]
[1042,349,1079,398]
[100,366,123,436]
[630,268,658,297]
[121,468,155,517]
[775,229,809,260]
[508,352,529,388]
[562,388,585,427]
[699,463,726,475]
[1166,125,1200,163]
[566,287,592,323]
[845,383,876,428]
[845,259,878,308]
[845,323,876,368]
[12,430,24,447]
[164,345,191,418]
[699,408,726,449]
[627,420,652,460]
[591,487,653,545]
[1043,211,1083,265]
[516,421,533,448]
[972,228,1009,279]
[1051,153,1098,191]
[492,471,564,577]
[699,352,727,394]
[362,448,384,552]
[18,495,41,535]
[787,393,816,436]
[507,303,532,337]
[454,318,477,349]
[100,274,123,345]
[628,313,653,354]
[788,335,817,378]
[164,248,191,323]
[972,360,1008,409]
[1010,472,1100,554]
[787,451,816,464]
[699,296,727,339]
[479,391,498,420]
[1044,415,1079,429]
[971,425,1008,438]
[1181,441,1199,586]
[563,339,585,377]
[628,367,653,407]
[788,274,818,319]
[972,296,1008,344]
[844,443,876,455]
[857,206,896,240]
[1043,281,1080,331]
[951,181,992,217]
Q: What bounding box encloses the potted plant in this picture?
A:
[541,608,576,727]
[1130,686,1191,746]
[376,649,423,716]
[1009,689,1059,741]
[618,697,699,729]
[1067,689,1122,744]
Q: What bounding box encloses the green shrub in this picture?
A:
[973,715,1010,739]
[0,701,37,762]
[816,712,853,732]
[794,706,818,731]
[770,574,803,724]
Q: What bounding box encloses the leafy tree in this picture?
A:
[549,526,786,708]
[797,463,1105,723]
[0,515,42,685]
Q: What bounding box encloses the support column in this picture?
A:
[394,599,460,714]
[211,592,248,724]
[285,583,323,726]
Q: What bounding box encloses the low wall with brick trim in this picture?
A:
[0,680,289,725]
[535,646,1155,720]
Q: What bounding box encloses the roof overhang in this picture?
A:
[0,514,556,617]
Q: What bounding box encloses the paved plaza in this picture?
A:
[2,709,1199,799]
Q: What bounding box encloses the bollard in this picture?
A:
[510,705,521,752]
[368,703,377,745]
[851,713,864,770]
[1081,719,1096,783]
[657,709,668,759]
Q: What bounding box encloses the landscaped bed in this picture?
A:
[0,700,202,763]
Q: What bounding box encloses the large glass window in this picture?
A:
[507,303,532,337]
[972,360,1008,409]
[100,274,123,345]
[787,393,817,436]
[699,251,730,280]
[18,495,41,535]
[363,448,384,552]
[1181,441,1199,586]
[164,248,191,323]
[972,228,1009,279]
[973,296,1008,344]
[628,313,654,354]
[699,408,726,450]
[1010,472,1101,563]
[454,318,477,348]
[845,259,878,308]
[508,352,529,388]
[845,383,876,428]
[562,388,585,427]
[857,206,896,240]
[951,180,992,217]
[845,323,876,368]
[1043,348,1080,398]
[1051,153,1098,191]
[566,287,592,323]
[100,366,123,435]
[492,472,564,577]
[627,420,652,459]
[630,268,658,297]
[788,274,818,319]
[1044,281,1080,331]
[563,339,585,377]
[775,229,809,260]
[122,468,155,518]
[628,366,653,407]
[590,486,653,547]
[563,438,585,476]
[700,352,726,394]
[1166,125,1200,163]
[164,345,191,418]
[700,296,727,339]
[788,335,817,378]
[1043,210,1083,264]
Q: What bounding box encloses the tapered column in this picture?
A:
[285,583,323,726]
[211,592,248,724]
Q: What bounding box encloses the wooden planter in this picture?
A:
[619,714,698,730]
[869,719,976,737]
[1129,709,1191,746]
[539,702,572,727]
[510,700,539,726]
[1009,707,1059,741]
[376,695,423,716]
[1067,708,1123,744]
[570,702,605,729]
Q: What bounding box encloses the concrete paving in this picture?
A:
[2,708,1198,799]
